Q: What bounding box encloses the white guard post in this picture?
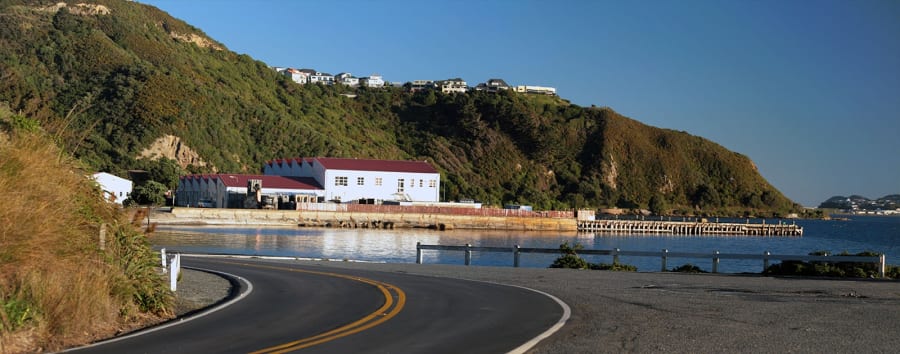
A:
[169,254,181,291]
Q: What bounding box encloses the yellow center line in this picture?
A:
[217,261,406,354]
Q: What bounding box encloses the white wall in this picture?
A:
[92,173,132,205]
[322,169,439,202]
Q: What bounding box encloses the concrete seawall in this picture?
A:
[152,207,578,232]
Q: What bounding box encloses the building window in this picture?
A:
[397,179,404,193]
[419,179,424,188]
[429,180,436,188]
[335,176,348,186]
[357,177,365,186]
[375,177,382,186]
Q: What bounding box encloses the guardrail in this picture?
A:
[415,242,887,277]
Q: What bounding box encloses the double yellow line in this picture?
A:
[223,261,406,353]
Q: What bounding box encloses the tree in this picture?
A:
[130,181,167,206]
[649,194,667,215]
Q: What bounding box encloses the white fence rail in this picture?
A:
[415,243,887,277]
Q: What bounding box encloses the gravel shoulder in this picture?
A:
[175,258,900,353]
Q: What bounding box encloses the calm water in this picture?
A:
[151,215,900,273]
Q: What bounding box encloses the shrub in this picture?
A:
[671,264,707,273]
[549,241,589,269]
[590,262,637,272]
[764,251,885,278]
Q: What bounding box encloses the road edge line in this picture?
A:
[60,263,254,352]
[502,284,571,354]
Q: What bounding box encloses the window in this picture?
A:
[375,177,383,186]
[409,177,414,188]
[419,179,424,188]
[397,179,404,193]
[357,177,365,186]
[335,176,348,186]
[429,180,436,188]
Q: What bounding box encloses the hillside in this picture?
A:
[0,0,797,216]
[0,105,172,352]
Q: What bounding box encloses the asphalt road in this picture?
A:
[69,256,566,354]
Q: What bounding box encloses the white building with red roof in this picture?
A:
[264,157,440,203]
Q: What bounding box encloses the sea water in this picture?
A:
[150,215,900,273]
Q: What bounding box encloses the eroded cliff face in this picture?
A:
[139,134,213,170]
[36,2,111,16]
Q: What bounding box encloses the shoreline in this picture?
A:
[148,207,578,231]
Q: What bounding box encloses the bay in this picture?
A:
[150,215,900,273]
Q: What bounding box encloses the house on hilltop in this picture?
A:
[514,85,556,95]
[335,72,359,86]
[309,71,335,85]
[281,68,310,84]
[359,74,385,88]
[436,78,467,93]
[408,80,434,92]
[474,78,511,93]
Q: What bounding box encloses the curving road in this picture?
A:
[69,256,567,354]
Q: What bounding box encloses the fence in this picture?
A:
[415,243,887,277]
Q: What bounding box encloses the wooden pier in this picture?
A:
[577,219,803,236]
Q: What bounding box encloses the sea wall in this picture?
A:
[153,207,578,231]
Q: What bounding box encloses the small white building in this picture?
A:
[309,72,335,85]
[282,68,310,84]
[409,80,434,92]
[335,72,359,86]
[264,157,440,202]
[359,74,384,88]
[514,85,556,95]
[436,78,467,93]
[91,172,132,205]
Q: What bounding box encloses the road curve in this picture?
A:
[69,256,567,354]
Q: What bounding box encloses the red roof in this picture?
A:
[314,157,438,173]
[184,174,322,190]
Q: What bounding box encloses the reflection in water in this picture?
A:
[151,216,899,273]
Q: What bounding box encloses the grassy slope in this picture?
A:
[0,107,172,353]
[0,0,798,215]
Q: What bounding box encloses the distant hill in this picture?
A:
[819,195,899,210]
[0,0,797,216]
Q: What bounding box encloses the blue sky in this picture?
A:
[140,0,899,207]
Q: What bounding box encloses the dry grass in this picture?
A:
[0,131,173,353]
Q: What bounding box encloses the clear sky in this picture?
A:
[140,0,899,207]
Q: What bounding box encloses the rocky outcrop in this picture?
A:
[37,2,111,16]
[139,135,212,170]
[168,32,223,51]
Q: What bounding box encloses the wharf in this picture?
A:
[577,219,803,236]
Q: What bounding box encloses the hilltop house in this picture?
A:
[264,157,440,202]
[409,80,434,92]
[280,68,310,84]
[475,78,511,93]
[514,85,556,95]
[359,74,385,88]
[91,172,132,205]
[335,72,359,86]
[309,71,335,85]
[436,78,467,93]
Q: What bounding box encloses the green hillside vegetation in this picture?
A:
[0,106,172,353]
[0,0,797,216]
